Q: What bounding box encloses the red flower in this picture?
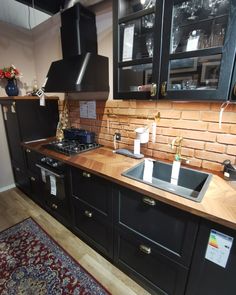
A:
[0,65,21,80]
[5,72,12,79]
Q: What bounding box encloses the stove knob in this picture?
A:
[52,162,58,167]
[41,157,46,163]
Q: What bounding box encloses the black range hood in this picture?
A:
[44,3,109,98]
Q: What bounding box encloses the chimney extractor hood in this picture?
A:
[44,3,109,98]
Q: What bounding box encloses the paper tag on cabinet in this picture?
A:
[205,229,233,268]
[50,175,57,196]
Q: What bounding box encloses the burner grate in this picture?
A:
[43,140,102,156]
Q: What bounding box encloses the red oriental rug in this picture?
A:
[0,218,111,295]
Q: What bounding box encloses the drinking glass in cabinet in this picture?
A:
[142,13,155,29]
[146,35,154,57]
[119,0,156,18]
[168,55,221,90]
[120,16,155,61]
[171,0,229,53]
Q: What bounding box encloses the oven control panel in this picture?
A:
[40,157,64,169]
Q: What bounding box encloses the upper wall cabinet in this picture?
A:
[113,0,163,100]
[113,0,236,101]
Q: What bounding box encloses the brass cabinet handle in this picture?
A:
[82,171,91,178]
[52,203,58,209]
[161,81,167,96]
[11,102,16,113]
[150,83,157,97]
[30,176,35,181]
[139,244,151,255]
[26,149,31,153]
[84,210,93,218]
[142,197,156,206]
[233,83,236,96]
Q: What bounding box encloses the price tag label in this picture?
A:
[205,229,233,268]
[50,175,57,196]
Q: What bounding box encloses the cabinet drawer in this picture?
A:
[114,229,188,295]
[25,149,42,175]
[72,197,113,258]
[29,173,45,206]
[12,165,30,195]
[71,167,112,215]
[114,186,198,266]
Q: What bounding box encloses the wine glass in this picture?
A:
[146,36,154,57]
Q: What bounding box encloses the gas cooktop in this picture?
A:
[43,139,102,156]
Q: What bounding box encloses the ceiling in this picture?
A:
[15,0,105,15]
[15,0,65,15]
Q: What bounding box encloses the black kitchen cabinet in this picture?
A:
[113,0,236,101]
[113,185,199,294]
[24,148,45,206]
[113,0,162,99]
[186,219,236,295]
[0,98,59,193]
[70,167,113,259]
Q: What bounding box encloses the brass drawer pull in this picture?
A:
[30,176,35,181]
[150,83,157,97]
[84,210,93,218]
[161,81,167,96]
[26,149,31,153]
[52,203,58,209]
[142,197,156,206]
[82,171,91,178]
[233,83,236,96]
[139,244,151,255]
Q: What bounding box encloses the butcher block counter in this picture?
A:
[23,140,236,230]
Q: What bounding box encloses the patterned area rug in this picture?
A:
[0,218,111,295]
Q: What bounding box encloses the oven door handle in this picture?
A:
[36,164,64,178]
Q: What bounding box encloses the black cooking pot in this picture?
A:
[63,128,95,144]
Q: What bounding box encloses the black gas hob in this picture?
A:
[43,139,102,156]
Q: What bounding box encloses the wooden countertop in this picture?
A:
[0,96,58,101]
[24,140,236,230]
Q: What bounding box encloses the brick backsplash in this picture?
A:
[66,99,236,172]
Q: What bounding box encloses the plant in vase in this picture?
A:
[0,65,21,96]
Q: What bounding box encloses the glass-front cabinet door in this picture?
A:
[160,0,236,100]
[113,0,163,99]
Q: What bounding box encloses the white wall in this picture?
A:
[0,108,14,191]
[0,20,37,96]
[0,20,37,190]
[0,2,113,190]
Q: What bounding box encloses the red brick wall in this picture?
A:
[67,100,236,171]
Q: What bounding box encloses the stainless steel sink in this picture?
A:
[122,160,212,202]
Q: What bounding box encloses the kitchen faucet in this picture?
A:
[171,137,189,163]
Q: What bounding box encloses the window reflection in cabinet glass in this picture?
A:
[168,54,221,90]
[170,0,229,54]
[120,14,155,62]
[119,0,156,18]
[119,63,152,92]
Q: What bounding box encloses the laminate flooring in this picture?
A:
[0,188,150,295]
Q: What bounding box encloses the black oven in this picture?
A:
[36,157,70,224]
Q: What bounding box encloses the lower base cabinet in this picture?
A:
[12,164,30,195]
[114,229,188,295]
[70,167,114,259]
[113,185,199,295]
[72,196,113,259]
[186,220,236,295]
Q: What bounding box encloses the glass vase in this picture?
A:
[5,79,19,96]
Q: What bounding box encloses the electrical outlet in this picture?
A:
[115,132,121,141]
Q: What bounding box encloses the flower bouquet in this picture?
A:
[0,65,21,96]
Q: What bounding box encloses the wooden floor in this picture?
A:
[0,187,150,295]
